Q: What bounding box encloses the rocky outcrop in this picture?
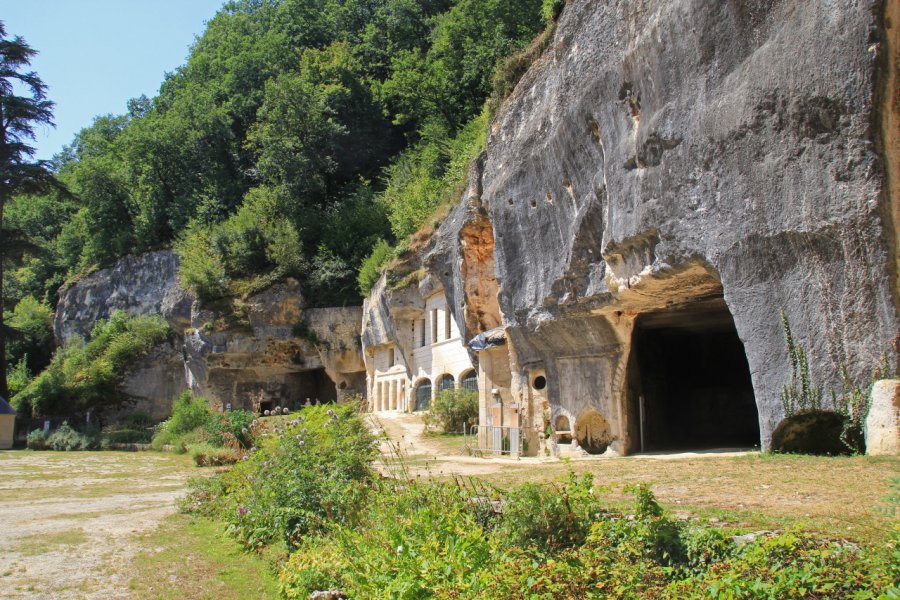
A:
[54,251,192,344]
[55,254,366,419]
[185,279,366,410]
[371,0,900,453]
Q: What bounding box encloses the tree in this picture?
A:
[0,22,58,400]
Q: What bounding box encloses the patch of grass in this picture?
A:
[14,528,88,556]
[129,514,279,600]
[422,432,468,455]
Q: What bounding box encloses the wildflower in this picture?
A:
[241,428,249,435]
[238,506,248,516]
[283,407,290,414]
[242,454,249,461]
[327,409,335,417]
[298,440,305,447]
[397,545,403,555]
[264,410,271,416]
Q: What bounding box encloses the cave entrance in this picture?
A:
[632,298,759,451]
[287,368,338,408]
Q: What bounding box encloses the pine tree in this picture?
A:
[0,21,57,400]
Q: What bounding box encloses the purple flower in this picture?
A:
[238,506,248,516]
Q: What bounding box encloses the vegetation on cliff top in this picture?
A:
[4,0,555,403]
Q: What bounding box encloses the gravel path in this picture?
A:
[0,451,199,600]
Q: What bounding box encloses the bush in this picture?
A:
[152,391,217,450]
[499,473,601,552]
[427,389,479,434]
[191,404,377,549]
[47,421,99,451]
[771,411,850,456]
[14,311,170,418]
[357,239,393,297]
[26,428,48,450]
[189,443,242,467]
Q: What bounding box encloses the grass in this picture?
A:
[468,452,900,545]
[128,513,280,600]
[13,528,88,556]
[422,431,468,455]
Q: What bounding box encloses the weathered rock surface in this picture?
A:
[185,279,366,410]
[379,0,900,452]
[55,254,366,418]
[866,379,900,455]
[54,250,192,344]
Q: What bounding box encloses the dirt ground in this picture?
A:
[1,414,896,599]
[0,451,201,600]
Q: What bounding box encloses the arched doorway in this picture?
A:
[414,379,432,412]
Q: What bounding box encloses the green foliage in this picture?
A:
[13,312,169,418]
[189,443,243,467]
[6,356,31,398]
[151,391,255,453]
[5,295,55,375]
[357,239,394,296]
[188,404,376,550]
[499,473,601,552]
[46,421,100,451]
[26,428,48,450]
[780,310,823,417]
[380,108,489,240]
[541,0,565,23]
[427,388,479,434]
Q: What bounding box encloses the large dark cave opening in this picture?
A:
[631,298,760,451]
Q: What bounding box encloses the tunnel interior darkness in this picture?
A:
[632,299,760,451]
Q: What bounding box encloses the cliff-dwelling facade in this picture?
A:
[363,0,900,456]
[364,282,476,413]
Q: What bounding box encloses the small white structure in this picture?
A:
[366,284,476,413]
[0,396,15,450]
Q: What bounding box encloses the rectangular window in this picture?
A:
[431,309,438,344]
[419,318,426,347]
[444,308,451,340]
[388,348,395,366]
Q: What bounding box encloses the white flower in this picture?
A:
[396,545,403,555]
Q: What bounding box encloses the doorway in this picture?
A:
[632,298,760,451]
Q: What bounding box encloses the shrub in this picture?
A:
[206,409,255,449]
[194,404,377,549]
[47,421,99,451]
[152,391,216,450]
[189,443,242,467]
[499,473,601,552]
[26,428,48,450]
[357,239,393,297]
[427,389,479,434]
[14,311,170,418]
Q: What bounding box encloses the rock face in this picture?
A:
[866,379,900,455]
[185,279,366,411]
[370,0,900,453]
[55,253,366,419]
[54,251,192,344]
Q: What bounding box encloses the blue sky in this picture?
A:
[3,0,226,161]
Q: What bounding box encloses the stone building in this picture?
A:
[363,275,477,414]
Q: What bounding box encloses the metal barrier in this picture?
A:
[464,424,524,457]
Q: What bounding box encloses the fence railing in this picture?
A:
[464,424,524,457]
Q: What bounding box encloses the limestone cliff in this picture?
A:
[372,0,900,452]
[55,252,366,418]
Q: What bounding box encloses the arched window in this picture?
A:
[438,374,455,393]
[414,379,432,411]
[460,370,478,392]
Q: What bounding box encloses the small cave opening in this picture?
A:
[287,368,338,408]
[631,298,760,451]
